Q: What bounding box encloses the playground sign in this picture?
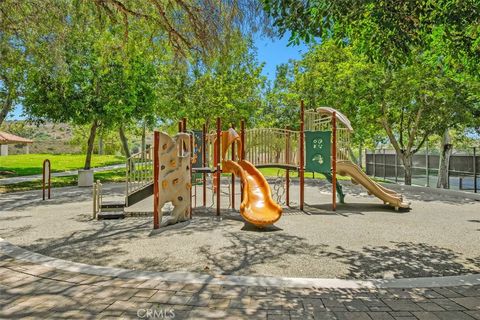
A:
[305,131,331,173]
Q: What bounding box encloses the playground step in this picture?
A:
[97,211,125,220]
[100,201,125,211]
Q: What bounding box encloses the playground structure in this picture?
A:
[94,102,410,226]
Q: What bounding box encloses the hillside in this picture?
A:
[0,121,81,154]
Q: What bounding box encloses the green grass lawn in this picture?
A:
[1,163,386,193]
[0,169,126,193]
[0,154,125,178]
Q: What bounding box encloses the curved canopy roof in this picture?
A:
[316,107,354,132]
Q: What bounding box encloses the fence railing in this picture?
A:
[126,148,153,196]
[244,128,300,167]
[365,148,479,193]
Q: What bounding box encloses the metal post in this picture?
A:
[474,147,477,193]
[231,124,235,210]
[383,148,386,181]
[286,127,290,207]
[189,130,193,217]
[365,148,368,174]
[216,117,221,216]
[373,150,376,177]
[182,117,186,133]
[395,151,398,183]
[299,100,305,211]
[42,159,51,200]
[332,112,337,211]
[240,120,245,203]
[426,142,430,187]
[202,124,206,206]
[153,131,160,229]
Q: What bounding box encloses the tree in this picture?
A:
[268,41,476,184]
[262,1,480,185]
[159,33,266,131]
[0,0,67,125]
[261,0,479,67]
[23,2,160,168]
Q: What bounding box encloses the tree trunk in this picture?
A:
[437,129,452,188]
[402,153,413,185]
[84,120,99,170]
[119,125,131,158]
[98,135,104,155]
[0,96,13,126]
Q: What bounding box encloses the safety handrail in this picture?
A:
[126,148,153,196]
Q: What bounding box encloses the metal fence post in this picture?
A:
[373,149,376,177]
[395,151,398,183]
[474,147,477,193]
[365,148,368,173]
[383,149,386,181]
[426,142,430,187]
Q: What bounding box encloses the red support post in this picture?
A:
[202,123,207,207]
[178,121,182,133]
[153,131,160,229]
[182,117,187,133]
[299,100,305,211]
[231,124,235,210]
[216,117,221,216]
[286,128,290,207]
[189,129,193,218]
[240,120,245,202]
[332,112,337,211]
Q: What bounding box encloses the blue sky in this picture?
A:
[254,34,308,82]
[9,34,306,121]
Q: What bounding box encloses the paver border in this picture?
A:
[1,238,479,289]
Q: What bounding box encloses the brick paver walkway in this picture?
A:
[1,255,479,319]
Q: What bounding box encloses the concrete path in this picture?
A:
[1,251,479,319]
[0,164,124,185]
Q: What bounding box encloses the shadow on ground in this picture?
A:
[6,210,480,279]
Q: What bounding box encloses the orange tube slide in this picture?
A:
[222,159,282,227]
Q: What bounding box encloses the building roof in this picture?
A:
[0,131,33,144]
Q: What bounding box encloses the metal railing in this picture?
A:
[126,148,153,196]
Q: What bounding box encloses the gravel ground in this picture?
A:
[0,180,479,279]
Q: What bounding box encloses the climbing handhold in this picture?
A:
[162,180,168,189]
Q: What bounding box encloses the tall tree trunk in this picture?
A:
[402,153,413,185]
[119,125,131,159]
[84,120,99,170]
[98,134,104,155]
[0,96,13,126]
[437,129,452,188]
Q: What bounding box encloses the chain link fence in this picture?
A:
[365,147,479,193]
